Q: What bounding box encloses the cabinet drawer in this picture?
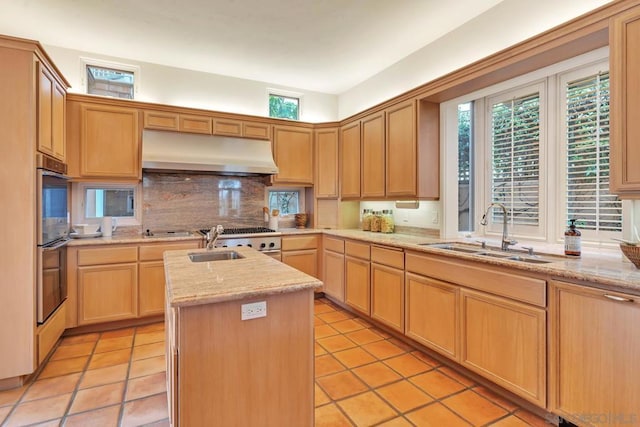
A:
[345,241,369,259]
[371,246,404,269]
[37,302,66,364]
[282,235,319,251]
[324,237,345,253]
[144,111,179,130]
[77,246,138,266]
[139,242,200,261]
[406,252,546,307]
[179,115,212,134]
[243,122,271,139]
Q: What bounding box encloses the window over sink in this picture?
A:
[72,182,141,226]
[267,188,305,216]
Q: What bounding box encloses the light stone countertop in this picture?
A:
[164,246,323,307]
[67,233,203,246]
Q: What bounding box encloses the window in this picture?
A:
[562,70,621,238]
[267,189,303,215]
[458,102,474,232]
[81,58,139,99]
[72,182,140,226]
[269,93,300,120]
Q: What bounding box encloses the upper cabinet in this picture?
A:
[67,100,141,180]
[272,124,314,186]
[143,110,212,135]
[340,121,361,199]
[386,100,416,197]
[37,61,66,162]
[315,127,339,199]
[212,117,271,140]
[610,5,640,197]
[361,111,386,198]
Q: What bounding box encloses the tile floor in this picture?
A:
[0,298,549,426]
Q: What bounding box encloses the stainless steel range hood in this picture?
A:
[142,129,279,175]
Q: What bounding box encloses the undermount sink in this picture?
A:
[188,251,245,262]
[422,243,556,264]
[419,243,485,253]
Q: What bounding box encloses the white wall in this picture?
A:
[337,0,612,119]
[44,45,339,123]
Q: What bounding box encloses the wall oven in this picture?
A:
[37,154,69,324]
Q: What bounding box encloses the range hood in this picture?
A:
[142,129,279,175]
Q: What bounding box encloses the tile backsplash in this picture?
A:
[142,172,267,231]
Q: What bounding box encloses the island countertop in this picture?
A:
[164,246,323,307]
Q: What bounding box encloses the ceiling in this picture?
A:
[0,0,506,94]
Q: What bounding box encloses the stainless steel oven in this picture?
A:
[37,154,70,323]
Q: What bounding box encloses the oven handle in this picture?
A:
[42,239,70,251]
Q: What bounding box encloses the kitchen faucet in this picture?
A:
[480,203,517,251]
[206,225,224,250]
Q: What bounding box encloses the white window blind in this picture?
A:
[490,92,540,227]
[565,72,621,233]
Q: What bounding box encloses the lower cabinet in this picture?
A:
[281,235,319,278]
[138,262,167,317]
[549,280,640,424]
[370,246,405,333]
[344,241,371,315]
[78,263,138,325]
[36,301,67,364]
[322,237,345,301]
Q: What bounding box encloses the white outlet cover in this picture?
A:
[241,301,267,320]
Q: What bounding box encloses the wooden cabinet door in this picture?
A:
[212,117,242,137]
[610,6,640,195]
[272,125,314,185]
[139,261,166,317]
[77,263,138,325]
[323,249,345,302]
[243,122,271,140]
[361,112,385,198]
[315,127,339,198]
[37,63,66,162]
[80,104,140,179]
[405,273,459,360]
[51,82,66,161]
[144,111,179,131]
[282,249,318,278]
[549,281,640,424]
[179,114,212,134]
[345,256,370,315]
[461,288,546,406]
[386,100,416,197]
[371,263,404,332]
[340,121,361,198]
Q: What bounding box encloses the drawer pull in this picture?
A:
[603,294,634,303]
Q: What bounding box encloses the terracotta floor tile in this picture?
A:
[443,389,508,425]
[514,409,551,427]
[50,341,95,361]
[315,342,327,356]
[0,406,11,424]
[121,393,168,427]
[352,317,373,328]
[314,316,326,326]
[377,416,414,426]
[80,363,129,389]
[317,310,352,323]
[473,385,520,412]
[64,404,121,427]
[314,303,336,315]
[332,347,376,368]
[406,402,471,427]
[383,353,432,377]
[410,370,466,399]
[439,365,477,387]
[410,350,441,367]
[88,347,132,370]
[315,323,340,339]
[362,340,405,360]
[0,386,26,407]
[376,380,434,413]
[125,372,167,401]
[315,403,353,427]
[94,335,134,354]
[143,419,171,427]
[132,341,165,361]
[101,327,136,339]
[316,371,368,400]
[331,319,365,334]
[136,322,165,333]
[315,354,346,377]
[345,328,384,345]
[317,335,357,353]
[338,391,397,426]
[134,330,165,346]
[489,415,533,427]
[387,337,416,352]
[22,373,81,402]
[69,381,125,414]
[315,383,331,407]
[59,333,99,346]
[3,393,71,427]
[352,361,402,388]
[370,327,392,339]
[129,355,166,378]
[38,355,89,379]
[29,419,60,426]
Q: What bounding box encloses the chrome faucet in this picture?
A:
[480,203,517,251]
[206,225,224,250]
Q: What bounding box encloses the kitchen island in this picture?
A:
[164,246,322,427]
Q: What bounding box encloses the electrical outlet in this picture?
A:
[431,210,439,224]
[241,301,267,320]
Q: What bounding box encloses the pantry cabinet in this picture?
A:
[272,125,314,185]
[37,62,66,162]
[315,127,339,199]
[361,111,386,198]
[340,121,361,198]
[322,237,345,302]
[610,5,640,196]
[549,280,640,424]
[344,241,370,315]
[370,246,404,332]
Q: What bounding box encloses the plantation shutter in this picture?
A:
[565,72,621,233]
[490,93,540,226]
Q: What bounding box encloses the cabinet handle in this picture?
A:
[603,294,634,303]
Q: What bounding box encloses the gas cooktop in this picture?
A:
[198,227,277,236]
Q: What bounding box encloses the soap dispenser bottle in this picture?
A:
[564,219,581,256]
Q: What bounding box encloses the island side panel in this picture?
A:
[177,289,314,427]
